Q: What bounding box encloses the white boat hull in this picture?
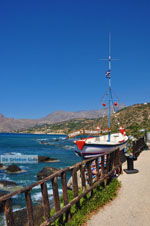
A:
[75,133,128,158]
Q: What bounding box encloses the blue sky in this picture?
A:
[0,0,149,118]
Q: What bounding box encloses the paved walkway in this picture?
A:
[87,149,150,226]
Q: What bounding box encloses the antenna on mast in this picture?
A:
[99,32,119,77]
[108,32,111,71]
[109,32,111,56]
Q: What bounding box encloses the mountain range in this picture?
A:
[23,103,150,135]
[0,109,108,132]
[1,103,148,133]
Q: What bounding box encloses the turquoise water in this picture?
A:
[0,133,80,186]
[0,133,80,225]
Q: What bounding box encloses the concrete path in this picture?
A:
[87,150,150,226]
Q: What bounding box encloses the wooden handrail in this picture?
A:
[0,157,96,203]
[132,137,147,157]
[0,148,122,226]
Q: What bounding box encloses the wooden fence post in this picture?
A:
[104,154,110,186]
[61,171,70,222]
[61,172,68,206]
[101,155,105,177]
[25,190,34,226]
[95,157,101,181]
[4,199,14,226]
[80,164,86,190]
[72,167,80,209]
[41,182,51,221]
[86,161,93,186]
[51,177,63,224]
[86,160,93,196]
[51,177,61,212]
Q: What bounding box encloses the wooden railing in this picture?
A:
[0,149,122,226]
[132,137,147,158]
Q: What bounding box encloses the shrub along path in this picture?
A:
[87,149,150,226]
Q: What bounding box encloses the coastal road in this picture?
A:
[87,149,150,226]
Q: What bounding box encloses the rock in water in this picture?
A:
[0,180,17,187]
[38,156,59,163]
[0,164,3,168]
[6,164,22,173]
[37,167,59,180]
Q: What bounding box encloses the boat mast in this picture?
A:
[100,33,118,142]
[107,33,112,142]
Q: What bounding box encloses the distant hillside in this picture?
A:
[22,103,150,136]
[0,103,148,134]
[39,110,103,124]
[40,105,125,123]
[0,109,107,132]
[0,114,37,132]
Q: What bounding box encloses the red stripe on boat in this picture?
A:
[119,140,125,143]
[76,140,85,150]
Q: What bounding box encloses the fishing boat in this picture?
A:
[73,35,128,158]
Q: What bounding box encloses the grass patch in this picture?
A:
[51,179,120,226]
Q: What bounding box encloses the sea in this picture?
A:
[0,133,80,225]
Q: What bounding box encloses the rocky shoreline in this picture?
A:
[0,155,60,196]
